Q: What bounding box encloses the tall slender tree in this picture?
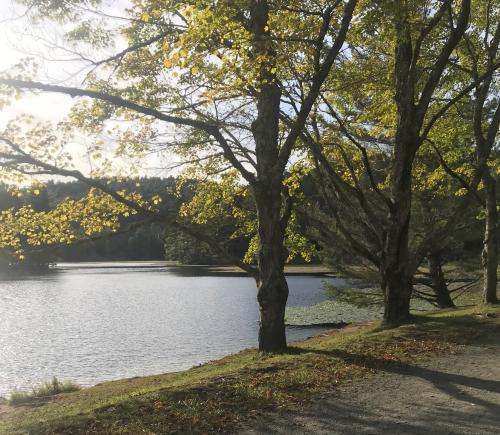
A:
[464,3,500,304]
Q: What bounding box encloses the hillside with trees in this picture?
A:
[0,177,253,266]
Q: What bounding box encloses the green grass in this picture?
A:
[8,378,81,405]
[1,305,499,434]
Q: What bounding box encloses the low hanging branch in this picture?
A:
[0,79,257,186]
[0,136,258,279]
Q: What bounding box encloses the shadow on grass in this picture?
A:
[244,314,500,434]
[371,309,500,341]
[9,311,500,435]
[14,378,279,434]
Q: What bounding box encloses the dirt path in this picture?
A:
[241,335,500,434]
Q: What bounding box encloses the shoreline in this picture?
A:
[2,305,498,434]
[52,262,335,276]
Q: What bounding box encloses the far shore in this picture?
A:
[51,261,336,276]
[193,264,335,276]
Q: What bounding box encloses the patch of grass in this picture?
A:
[1,305,499,434]
[8,377,81,405]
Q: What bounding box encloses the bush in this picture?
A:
[8,377,80,404]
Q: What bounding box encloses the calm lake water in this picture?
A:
[0,262,346,397]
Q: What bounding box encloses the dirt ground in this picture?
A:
[241,331,500,434]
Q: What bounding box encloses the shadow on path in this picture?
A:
[243,329,500,434]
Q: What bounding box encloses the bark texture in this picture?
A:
[381,131,417,323]
[255,184,289,352]
[482,171,499,304]
[428,252,455,308]
[250,0,289,352]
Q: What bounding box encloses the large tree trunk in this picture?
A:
[382,209,413,323]
[482,171,498,304]
[381,132,416,324]
[255,185,289,352]
[381,11,419,325]
[249,0,288,352]
[383,270,413,324]
[251,75,288,352]
[428,251,455,308]
[381,163,414,324]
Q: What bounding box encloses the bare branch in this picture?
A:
[421,60,500,139]
[276,0,358,170]
[0,78,257,185]
[416,0,471,123]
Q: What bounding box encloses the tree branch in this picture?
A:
[420,60,500,139]
[0,78,257,185]
[276,0,358,170]
[416,0,471,123]
[0,138,259,278]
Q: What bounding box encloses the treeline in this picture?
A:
[0,178,251,266]
[0,174,487,277]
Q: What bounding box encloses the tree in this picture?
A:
[420,1,500,304]
[303,0,500,323]
[0,0,358,351]
[411,175,483,309]
[462,3,500,303]
[377,0,471,322]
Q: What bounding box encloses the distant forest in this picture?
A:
[0,176,486,272]
[0,178,248,267]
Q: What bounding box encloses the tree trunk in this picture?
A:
[381,134,416,324]
[255,184,289,352]
[248,0,289,352]
[428,251,455,308]
[381,0,470,323]
[382,176,414,324]
[482,171,498,304]
[383,270,413,324]
[251,73,288,352]
[381,10,420,325]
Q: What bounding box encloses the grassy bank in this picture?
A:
[7,378,81,406]
[1,305,499,434]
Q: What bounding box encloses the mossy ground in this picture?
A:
[1,304,499,434]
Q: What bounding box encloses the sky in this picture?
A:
[0,1,253,180]
[0,1,75,127]
[0,1,177,178]
[0,1,133,128]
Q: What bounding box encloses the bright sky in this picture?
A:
[0,2,76,127]
[0,1,177,178]
[0,1,133,128]
[0,1,249,179]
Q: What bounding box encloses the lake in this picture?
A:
[0,262,347,397]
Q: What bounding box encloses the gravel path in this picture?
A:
[241,334,500,434]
